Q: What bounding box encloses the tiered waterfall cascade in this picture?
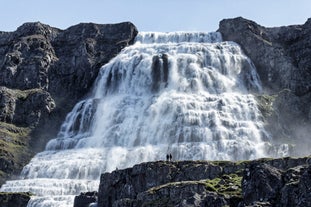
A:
[1,31,277,206]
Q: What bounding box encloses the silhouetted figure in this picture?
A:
[169,154,172,161]
[166,154,169,161]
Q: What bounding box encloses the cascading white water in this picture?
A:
[1,31,276,206]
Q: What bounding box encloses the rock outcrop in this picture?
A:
[74,191,98,207]
[0,21,138,184]
[218,17,311,156]
[0,87,55,127]
[93,157,311,207]
[218,17,311,94]
[0,192,31,207]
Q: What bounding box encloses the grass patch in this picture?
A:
[205,173,242,197]
[0,122,33,184]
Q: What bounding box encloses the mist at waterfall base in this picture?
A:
[0,32,289,206]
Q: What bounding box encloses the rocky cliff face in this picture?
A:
[0,21,138,184]
[93,157,311,207]
[218,17,311,156]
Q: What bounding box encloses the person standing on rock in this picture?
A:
[166,154,169,161]
[169,153,172,161]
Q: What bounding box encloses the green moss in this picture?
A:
[0,122,33,184]
[204,182,217,192]
[204,178,219,192]
[1,87,44,103]
[12,88,44,100]
[235,160,250,165]
[205,173,242,196]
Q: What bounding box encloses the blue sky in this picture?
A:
[1,0,311,32]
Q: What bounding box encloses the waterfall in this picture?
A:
[1,31,275,206]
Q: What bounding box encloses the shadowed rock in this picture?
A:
[96,157,311,207]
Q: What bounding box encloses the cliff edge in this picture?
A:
[0,22,138,184]
[219,17,311,156]
[90,157,311,207]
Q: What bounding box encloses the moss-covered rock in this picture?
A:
[97,157,311,207]
[0,122,32,185]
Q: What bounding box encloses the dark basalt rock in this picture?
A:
[0,21,138,184]
[0,21,138,145]
[0,86,55,127]
[218,17,311,95]
[218,17,311,156]
[96,157,311,207]
[0,192,31,207]
[49,22,138,102]
[97,160,232,207]
[242,160,311,207]
[242,163,283,205]
[74,191,98,207]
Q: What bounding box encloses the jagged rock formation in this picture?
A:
[218,17,311,94]
[219,17,311,156]
[92,157,311,207]
[0,22,138,184]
